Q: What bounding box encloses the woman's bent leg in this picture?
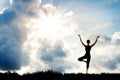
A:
[78,55,86,61]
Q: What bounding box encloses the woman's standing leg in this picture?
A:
[86,55,91,74]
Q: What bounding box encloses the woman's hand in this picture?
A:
[97,35,100,38]
[78,34,81,37]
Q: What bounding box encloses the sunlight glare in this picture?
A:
[39,15,61,38]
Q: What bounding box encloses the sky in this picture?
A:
[0,0,120,74]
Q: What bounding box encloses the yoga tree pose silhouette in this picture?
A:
[78,34,100,74]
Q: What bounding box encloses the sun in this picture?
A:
[38,15,62,38]
[30,12,66,41]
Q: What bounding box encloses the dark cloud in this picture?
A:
[95,54,120,70]
[107,54,120,70]
[0,0,29,70]
[41,43,66,62]
[39,40,68,72]
[114,39,120,45]
[13,0,39,3]
[0,8,20,70]
[0,38,21,70]
[21,0,33,3]
[0,9,16,26]
[100,35,111,43]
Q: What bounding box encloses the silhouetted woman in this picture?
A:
[78,34,100,74]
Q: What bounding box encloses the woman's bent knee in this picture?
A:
[78,58,82,61]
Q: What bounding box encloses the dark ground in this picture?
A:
[0,71,120,80]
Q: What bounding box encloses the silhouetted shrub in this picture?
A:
[0,71,120,80]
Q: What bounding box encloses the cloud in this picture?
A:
[0,9,16,25]
[0,0,10,11]
[39,40,68,72]
[112,31,120,44]
[40,41,67,62]
[102,55,120,70]
[0,7,21,70]
[91,32,120,72]
[92,21,115,32]
[0,37,21,70]
[0,0,32,70]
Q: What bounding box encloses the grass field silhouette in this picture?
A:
[0,70,120,80]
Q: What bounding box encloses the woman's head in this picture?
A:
[87,39,90,44]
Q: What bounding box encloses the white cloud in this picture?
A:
[90,31,120,73]
[92,21,115,32]
[112,31,120,41]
